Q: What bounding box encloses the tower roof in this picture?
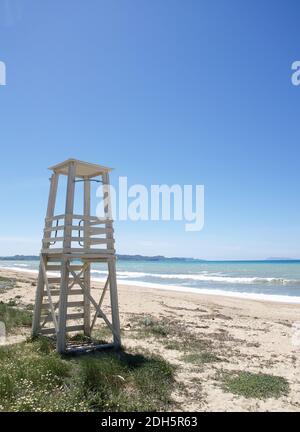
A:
[49,158,113,178]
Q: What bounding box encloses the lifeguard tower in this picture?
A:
[32,159,121,353]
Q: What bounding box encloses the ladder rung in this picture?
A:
[66,325,85,332]
[67,313,84,320]
[47,277,61,284]
[44,237,112,245]
[40,327,56,335]
[40,324,84,335]
[47,277,84,284]
[42,248,64,254]
[40,312,84,323]
[41,301,84,309]
[66,301,85,308]
[40,314,58,323]
[46,265,83,271]
[63,248,115,253]
[43,289,83,296]
[45,256,64,262]
[89,227,113,235]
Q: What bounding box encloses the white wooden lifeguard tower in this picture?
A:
[32,159,121,354]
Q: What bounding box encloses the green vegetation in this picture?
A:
[0,338,175,412]
[182,352,222,365]
[130,315,211,348]
[0,276,12,282]
[221,371,289,399]
[0,302,32,333]
[128,315,221,368]
[131,316,170,339]
[0,277,15,294]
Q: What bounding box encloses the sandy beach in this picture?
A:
[1,267,300,412]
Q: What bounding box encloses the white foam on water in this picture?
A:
[111,279,300,304]
[93,270,297,285]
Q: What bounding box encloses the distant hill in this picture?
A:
[116,254,204,262]
[0,255,40,261]
[0,254,205,262]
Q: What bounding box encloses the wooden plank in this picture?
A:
[72,214,104,221]
[102,171,120,348]
[66,343,115,354]
[44,237,112,244]
[41,313,84,322]
[43,237,64,243]
[43,289,83,296]
[32,259,46,335]
[42,248,115,254]
[40,314,58,323]
[45,255,64,262]
[45,226,112,233]
[89,227,113,235]
[45,215,106,223]
[48,276,84,285]
[44,225,86,232]
[42,300,84,310]
[41,248,64,254]
[89,219,112,226]
[67,313,84,320]
[62,248,115,254]
[40,327,57,335]
[41,325,87,334]
[45,214,65,222]
[66,325,85,332]
[84,177,91,337]
[89,238,112,245]
[47,277,62,284]
[67,300,85,308]
[108,251,121,347]
[44,225,65,232]
[46,265,82,271]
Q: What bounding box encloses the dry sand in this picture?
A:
[0,267,300,412]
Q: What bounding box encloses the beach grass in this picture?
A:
[182,352,222,365]
[0,302,32,333]
[221,371,289,399]
[130,316,170,339]
[0,277,16,294]
[0,338,175,412]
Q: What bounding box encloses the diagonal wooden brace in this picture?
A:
[67,264,117,338]
[90,275,110,331]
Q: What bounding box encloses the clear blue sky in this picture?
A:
[0,0,300,259]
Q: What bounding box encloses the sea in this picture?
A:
[1,259,300,303]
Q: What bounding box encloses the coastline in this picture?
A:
[2,265,300,305]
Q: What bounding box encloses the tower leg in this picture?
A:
[33,173,59,337]
[56,261,69,353]
[83,178,91,337]
[83,263,91,337]
[32,258,44,336]
[108,258,121,348]
[57,161,76,353]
